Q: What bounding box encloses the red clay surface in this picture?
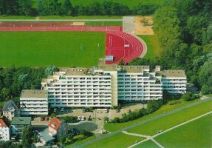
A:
[0,22,143,64]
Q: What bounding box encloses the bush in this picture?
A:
[182,92,198,101]
[110,100,163,123]
[146,100,163,113]
[61,116,78,123]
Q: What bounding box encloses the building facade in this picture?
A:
[159,70,187,94]
[118,66,163,101]
[20,90,48,116]
[42,68,115,108]
[0,119,10,141]
[40,64,186,108]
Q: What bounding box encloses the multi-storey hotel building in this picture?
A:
[41,68,117,108]
[118,66,163,101]
[39,63,186,108]
[20,90,48,116]
[159,70,187,94]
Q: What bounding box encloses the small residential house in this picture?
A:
[38,117,66,146]
[48,117,62,136]
[0,119,10,141]
[10,117,31,138]
[3,100,20,121]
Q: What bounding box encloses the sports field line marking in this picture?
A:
[152,110,212,138]
[129,110,212,148]
[122,131,150,138]
[151,138,164,148]
[122,131,164,148]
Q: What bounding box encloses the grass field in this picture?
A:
[86,21,122,26]
[75,133,143,148]
[135,140,158,148]
[137,114,212,148]
[105,99,197,132]
[139,35,162,60]
[0,15,122,20]
[127,99,212,135]
[0,32,105,67]
[76,99,212,147]
[155,114,212,148]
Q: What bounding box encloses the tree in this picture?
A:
[22,126,33,148]
[199,60,212,94]
[18,0,32,15]
[147,100,163,113]
[61,0,72,15]
[45,65,58,76]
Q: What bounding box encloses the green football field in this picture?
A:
[0,32,105,67]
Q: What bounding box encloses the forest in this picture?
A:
[0,0,158,16]
[131,0,212,95]
[0,66,58,103]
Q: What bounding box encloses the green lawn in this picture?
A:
[0,15,122,20]
[135,140,158,148]
[127,100,212,135]
[155,114,212,148]
[74,99,211,147]
[86,21,122,26]
[140,35,162,60]
[105,99,198,132]
[136,114,212,148]
[0,32,105,67]
[75,133,143,148]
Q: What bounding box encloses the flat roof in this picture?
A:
[159,70,186,77]
[98,59,118,71]
[120,66,150,73]
[60,68,89,76]
[11,117,31,125]
[21,90,48,98]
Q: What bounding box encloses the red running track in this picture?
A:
[0,25,122,32]
[0,24,143,64]
[105,31,143,64]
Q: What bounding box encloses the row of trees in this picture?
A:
[110,100,163,123]
[0,0,158,16]
[0,66,58,103]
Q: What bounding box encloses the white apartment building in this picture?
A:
[0,119,10,141]
[118,66,163,101]
[42,68,116,108]
[158,69,187,94]
[20,90,48,116]
[39,63,186,108]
